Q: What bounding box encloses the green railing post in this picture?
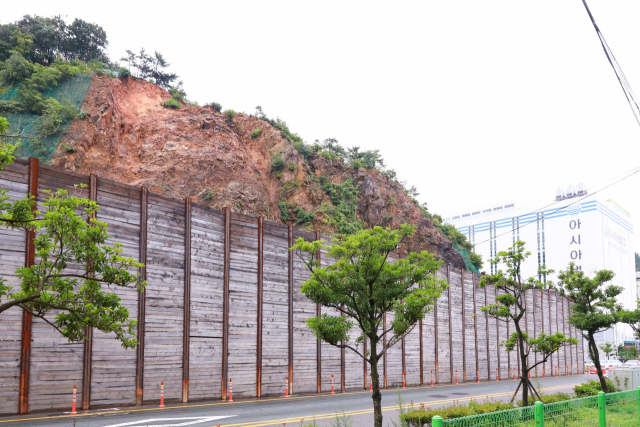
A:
[432,415,444,427]
[637,387,640,426]
[534,401,544,427]
[598,391,606,427]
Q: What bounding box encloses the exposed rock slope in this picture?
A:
[51,76,465,268]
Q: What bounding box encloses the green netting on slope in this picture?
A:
[0,72,94,164]
[453,245,480,273]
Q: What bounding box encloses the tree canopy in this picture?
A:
[292,224,446,427]
[0,122,144,347]
[480,241,576,405]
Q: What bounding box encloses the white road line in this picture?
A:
[102,415,236,427]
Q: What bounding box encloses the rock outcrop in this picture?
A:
[50,76,465,268]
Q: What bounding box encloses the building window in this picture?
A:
[452,216,460,220]
[505,204,514,208]
[462,214,470,217]
[493,207,502,211]
[483,209,491,213]
[472,211,480,215]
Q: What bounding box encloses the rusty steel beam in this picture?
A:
[399,250,406,386]
[548,289,552,377]
[256,216,264,398]
[447,265,453,384]
[182,199,192,403]
[363,338,368,390]
[135,186,148,406]
[461,268,466,382]
[18,157,38,415]
[81,173,98,410]
[288,225,294,394]
[315,231,321,393]
[341,304,346,392]
[434,297,439,384]
[484,274,489,381]
[383,312,387,388]
[568,299,573,372]
[222,207,231,400]
[473,273,478,381]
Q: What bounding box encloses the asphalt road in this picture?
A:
[0,374,590,427]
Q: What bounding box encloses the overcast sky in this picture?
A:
[4,0,640,249]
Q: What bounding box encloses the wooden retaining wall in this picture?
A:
[0,158,585,415]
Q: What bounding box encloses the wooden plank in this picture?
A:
[0,169,28,415]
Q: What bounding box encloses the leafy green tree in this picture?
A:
[599,342,614,359]
[0,122,144,347]
[556,263,628,392]
[635,252,640,271]
[291,224,446,427]
[65,18,108,63]
[480,241,576,406]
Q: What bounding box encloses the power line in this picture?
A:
[471,166,640,246]
[581,0,640,127]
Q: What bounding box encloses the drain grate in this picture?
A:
[451,392,470,396]
[429,395,449,398]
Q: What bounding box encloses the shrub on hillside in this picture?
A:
[118,67,131,78]
[207,102,222,112]
[162,98,180,109]
[294,206,314,225]
[271,153,285,172]
[251,128,262,138]
[278,202,289,222]
[223,110,235,120]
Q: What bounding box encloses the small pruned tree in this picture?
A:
[0,133,144,347]
[291,224,447,427]
[556,263,628,393]
[599,342,615,360]
[480,241,576,406]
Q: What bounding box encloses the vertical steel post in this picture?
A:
[82,173,98,410]
[399,250,406,386]
[383,312,387,388]
[484,274,490,381]
[182,199,192,403]
[256,217,264,398]
[222,207,231,400]
[288,225,294,394]
[315,231,321,393]
[447,265,453,383]
[461,268,466,382]
[18,157,38,415]
[473,273,478,382]
[135,186,148,406]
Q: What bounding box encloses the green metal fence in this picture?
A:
[432,389,640,427]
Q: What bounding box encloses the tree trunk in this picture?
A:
[588,333,608,392]
[370,337,383,427]
[517,332,530,405]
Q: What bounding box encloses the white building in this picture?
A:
[446,185,636,346]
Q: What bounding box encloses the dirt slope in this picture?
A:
[51,76,465,268]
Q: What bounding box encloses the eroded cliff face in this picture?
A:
[50,76,465,268]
